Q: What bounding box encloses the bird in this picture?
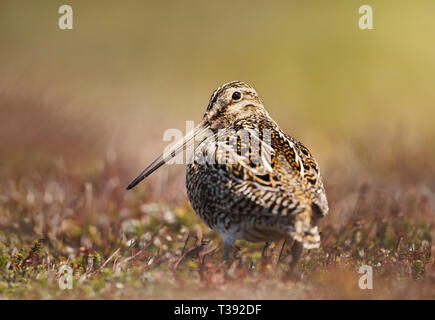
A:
[126,81,328,269]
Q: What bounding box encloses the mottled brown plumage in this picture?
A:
[127,81,328,266]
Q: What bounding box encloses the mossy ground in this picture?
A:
[1,0,435,299]
[0,138,434,299]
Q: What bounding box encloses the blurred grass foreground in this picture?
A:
[0,1,434,299]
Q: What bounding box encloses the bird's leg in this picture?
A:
[289,240,303,273]
[222,240,234,263]
[278,239,288,264]
[261,242,271,264]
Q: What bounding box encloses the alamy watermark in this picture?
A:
[358,265,373,290]
[359,5,374,30]
[161,121,274,175]
[58,265,73,290]
[58,5,73,30]
[56,5,374,33]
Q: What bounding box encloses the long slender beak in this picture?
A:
[126,118,210,190]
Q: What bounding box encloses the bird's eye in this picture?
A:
[232,91,242,101]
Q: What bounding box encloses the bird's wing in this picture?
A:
[200,121,328,217]
[282,133,329,217]
[193,121,327,248]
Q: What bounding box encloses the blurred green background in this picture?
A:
[0,1,434,299]
[0,0,434,184]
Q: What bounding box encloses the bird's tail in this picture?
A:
[289,208,321,249]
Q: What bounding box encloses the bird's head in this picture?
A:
[126,81,268,190]
[203,81,268,130]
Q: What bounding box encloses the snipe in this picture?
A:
[127,81,328,269]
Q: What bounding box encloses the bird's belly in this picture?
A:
[186,163,237,230]
[185,164,291,243]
